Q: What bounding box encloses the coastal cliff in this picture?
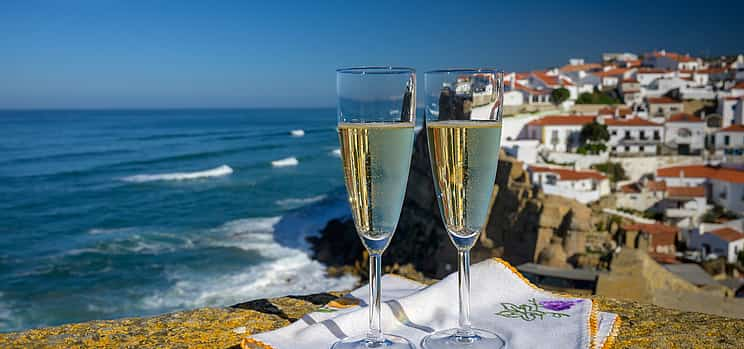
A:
[310,130,597,279]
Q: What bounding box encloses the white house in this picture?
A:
[644,50,703,71]
[657,165,744,214]
[714,125,744,157]
[654,186,709,223]
[528,165,611,204]
[717,96,744,128]
[647,97,684,119]
[520,115,596,152]
[691,226,744,263]
[636,68,674,86]
[592,67,634,88]
[619,78,642,105]
[604,117,664,155]
[732,81,744,97]
[642,76,691,98]
[603,52,639,62]
[664,113,706,155]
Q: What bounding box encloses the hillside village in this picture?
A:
[497,50,744,302]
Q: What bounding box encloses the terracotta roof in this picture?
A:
[527,115,596,126]
[625,60,642,68]
[649,252,680,264]
[515,72,530,80]
[724,96,743,101]
[656,165,744,184]
[646,180,667,192]
[598,107,632,116]
[734,82,744,89]
[622,78,639,83]
[718,124,744,132]
[528,165,607,181]
[593,68,630,77]
[666,186,706,198]
[667,113,704,123]
[560,77,575,86]
[605,118,662,127]
[708,227,744,242]
[513,82,552,95]
[623,223,678,248]
[559,63,601,73]
[648,51,697,63]
[638,68,671,74]
[647,97,681,104]
[532,71,560,86]
[621,183,641,193]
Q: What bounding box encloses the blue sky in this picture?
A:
[1,0,742,109]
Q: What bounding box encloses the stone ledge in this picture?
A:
[1,291,742,348]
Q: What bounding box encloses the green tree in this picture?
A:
[575,91,621,105]
[592,162,627,182]
[580,121,610,144]
[576,92,594,104]
[550,87,570,105]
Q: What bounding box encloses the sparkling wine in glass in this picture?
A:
[421,69,506,349]
[333,67,416,349]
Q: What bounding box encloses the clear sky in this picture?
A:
[1,0,742,109]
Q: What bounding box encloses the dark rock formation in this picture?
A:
[310,131,596,279]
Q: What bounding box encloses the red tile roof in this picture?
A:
[598,107,632,116]
[666,186,706,198]
[656,165,744,184]
[621,183,641,193]
[532,71,560,86]
[718,124,744,133]
[648,51,697,63]
[560,63,601,73]
[647,97,682,104]
[625,60,642,68]
[649,252,681,264]
[515,72,530,80]
[638,68,671,74]
[529,165,607,181]
[622,78,639,83]
[513,82,552,95]
[646,180,667,192]
[734,82,744,89]
[527,115,596,126]
[709,227,744,242]
[604,118,662,127]
[623,223,678,248]
[667,113,704,123]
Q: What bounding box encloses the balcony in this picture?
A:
[665,208,699,218]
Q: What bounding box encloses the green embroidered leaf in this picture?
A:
[494,298,572,322]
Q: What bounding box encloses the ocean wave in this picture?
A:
[275,195,327,209]
[140,217,357,310]
[271,157,298,167]
[290,129,305,137]
[121,165,233,183]
[1,149,134,165]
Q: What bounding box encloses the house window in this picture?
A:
[625,130,631,139]
[654,130,660,140]
[611,130,617,136]
[639,145,645,152]
[611,146,617,152]
[640,131,646,140]
[725,135,730,146]
[720,188,727,200]
[678,128,692,137]
[551,130,559,146]
[624,146,630,152]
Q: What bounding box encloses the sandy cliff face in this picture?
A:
[310,132,595,278]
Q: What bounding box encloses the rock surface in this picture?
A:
[310,131,596,279]
[1,286,743,348]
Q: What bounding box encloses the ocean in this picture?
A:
[0,109,362,332]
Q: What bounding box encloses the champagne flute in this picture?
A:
[421,69,506,349]
[333,67,416,349]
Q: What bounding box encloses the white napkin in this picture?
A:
[244,258,621,349]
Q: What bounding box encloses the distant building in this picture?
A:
[528,165,611,204]
[664,113,706,155]
[619,78,642,105]
[636,68,674,86]
[592,67,635,88]
[690,227,744,263]
[602,52,639,62]
[521,115,595,152]
[717,96,743,128]
[713,125,744,157]
[604,117,664,155]
[644,50,703,71]
[654,186,709,223]
[657,165,744,214]
[621,222,679,256]
[647,97,684,119]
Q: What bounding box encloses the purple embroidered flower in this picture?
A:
[539,299,583,311]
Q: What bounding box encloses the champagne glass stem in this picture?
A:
[367,253,384,343]
[457,249,474,337]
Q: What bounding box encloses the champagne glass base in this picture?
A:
[331,333,415,349]
[421,328,506,349]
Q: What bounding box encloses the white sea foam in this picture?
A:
[121,165,233,183]
[275,195,326,209]
[271,157,298,167]
[140,216,358,310]
[331,148,341,157]
[290,129,305,137]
